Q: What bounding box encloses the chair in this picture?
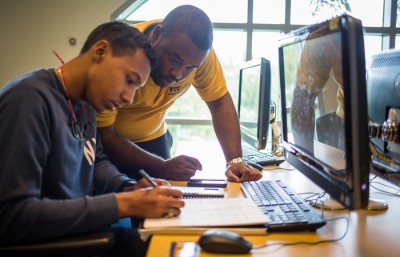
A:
[0,231,114,257]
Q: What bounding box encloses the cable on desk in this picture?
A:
[302,192,327,204]
[298,192,322,200]
[299,191,331,218]
[252,216,349,250]
[369,175,400,197]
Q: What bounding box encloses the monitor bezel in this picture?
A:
[238,57,272,150]
[279,14,370,210]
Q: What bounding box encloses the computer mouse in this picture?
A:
[198,229,253,254]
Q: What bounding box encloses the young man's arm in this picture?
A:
[0,83,119,244]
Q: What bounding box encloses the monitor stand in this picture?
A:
[312,195,388,210]
[367,198,388,210]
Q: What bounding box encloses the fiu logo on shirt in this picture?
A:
[168,83,191,95]
[168,86,181,95]
[84,137,96,166]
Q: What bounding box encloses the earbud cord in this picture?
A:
[52,50,78,122]
[52,50,89,141]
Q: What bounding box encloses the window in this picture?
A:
[113,0,400,153]
[121,0,247,23]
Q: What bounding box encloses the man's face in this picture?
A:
[151,32,209,88]
[87,48,151,112]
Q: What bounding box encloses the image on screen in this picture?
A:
[283,30,346,175]
[240,65,261,138]
[279,14,370,209]
[238,58,271,150]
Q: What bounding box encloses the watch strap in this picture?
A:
[226,157,244,167]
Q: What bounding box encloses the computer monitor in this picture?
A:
[238,58,272,150]
[278,14,370,210]
[367,49,400,183]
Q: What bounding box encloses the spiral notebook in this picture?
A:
[172,186,225,198]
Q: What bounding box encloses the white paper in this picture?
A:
[143,198,269,228]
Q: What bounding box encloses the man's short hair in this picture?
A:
[80,21,157,69]
[162,5,213,51]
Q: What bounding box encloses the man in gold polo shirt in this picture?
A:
[97,5,262,182]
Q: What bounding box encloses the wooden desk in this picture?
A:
[146,142,400,257]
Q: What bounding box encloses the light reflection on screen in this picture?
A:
[283,30,347,175]
[239,65,261,139]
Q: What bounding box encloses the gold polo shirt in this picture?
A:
[96,20,228,142]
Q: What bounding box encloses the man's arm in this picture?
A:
[98,124,201,180]
[206,92,262,182]
[97,124,163,172]
[207,92,242,161]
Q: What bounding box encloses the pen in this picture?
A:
[139,169,158,188]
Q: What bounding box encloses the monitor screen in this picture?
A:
[238,58,271,150]
[367,49,400,182]
[278,14,370,210]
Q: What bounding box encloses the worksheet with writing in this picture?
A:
[143,198,269,228]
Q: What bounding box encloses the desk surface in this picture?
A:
[146,141,400,257]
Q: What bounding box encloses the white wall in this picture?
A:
[0,0,125,88]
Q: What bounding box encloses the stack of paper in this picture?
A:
[139,198,269,238]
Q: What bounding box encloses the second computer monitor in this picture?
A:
[238,58,272,150]
[367,49,400,187]
[367,49,400,163]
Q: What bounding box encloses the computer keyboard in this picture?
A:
[241,180,326,231]
[242,145,284,166]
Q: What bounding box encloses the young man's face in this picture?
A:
[150,32,209,88]
[87,48,151,112]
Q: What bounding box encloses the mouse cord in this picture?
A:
[252,216,349,250]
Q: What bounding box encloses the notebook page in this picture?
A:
[143,198,269,228]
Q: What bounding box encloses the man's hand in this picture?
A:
[225,163,263,182]
[116,187,184,218]
[161,155,202,181]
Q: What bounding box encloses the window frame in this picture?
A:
[111,0,400,139]
[113,0,400,60]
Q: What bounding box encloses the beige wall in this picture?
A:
[0,0,125,88]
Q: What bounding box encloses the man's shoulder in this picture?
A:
[2,69,53,94]
[133,19,162,32]
[0,69,63,110]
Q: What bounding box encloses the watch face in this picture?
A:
[230,157,243,164]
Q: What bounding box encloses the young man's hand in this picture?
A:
[116,187,184,218]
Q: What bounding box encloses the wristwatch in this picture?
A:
[120,180,136,192]
[226,157,244,167]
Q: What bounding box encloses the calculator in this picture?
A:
[172,186,225,198]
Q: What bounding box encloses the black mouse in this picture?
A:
[198,229,253,254]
